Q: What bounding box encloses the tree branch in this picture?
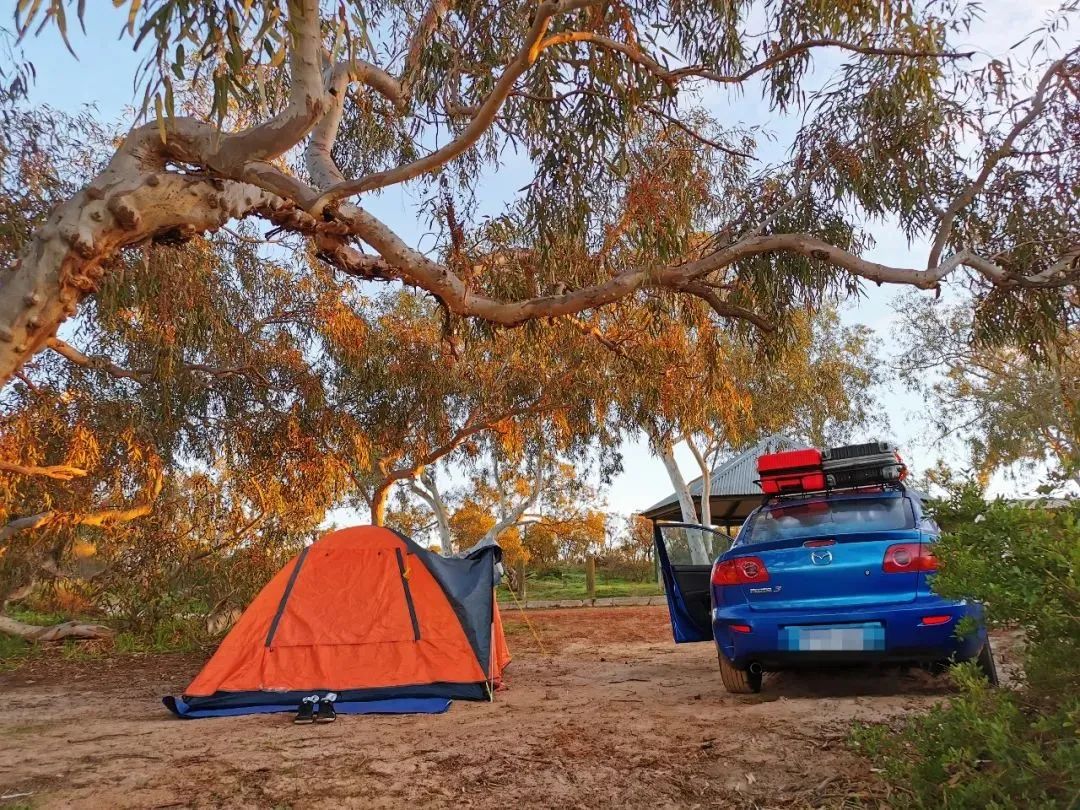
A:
[0,461,88,481]
[307,60,406,189]
[48,338,261,384]
[211,0,328,169]
[482,453,547,544]
[547,32,972,87]
[927,51,1076,268]
[409,471,452,552]
[401,0,456,97]
[331,199,1073,335]
[0,615,113,641]
[312,0,597,210]
[679,282,775,332]
[0,472,163,546]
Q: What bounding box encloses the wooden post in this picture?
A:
[585,555,596,599]
[515,559,526,600]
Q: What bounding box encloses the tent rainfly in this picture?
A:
[164,525,510,719]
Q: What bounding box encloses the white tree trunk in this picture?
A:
[409,471,453,553]
[654,436,709,564]
[482,455,546,545]
[657,439,700,523]
[686,435,714,528]
[686,435,714,555]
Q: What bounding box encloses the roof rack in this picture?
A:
[761,481,907,508]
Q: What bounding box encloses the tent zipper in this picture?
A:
[395,548,421,641]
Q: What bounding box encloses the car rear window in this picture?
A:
[740,496,914,544]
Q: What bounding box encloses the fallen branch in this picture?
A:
[0,614,113,641]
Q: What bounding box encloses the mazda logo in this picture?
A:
[810,550,833,565]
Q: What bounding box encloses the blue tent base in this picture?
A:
[164,695,451,719]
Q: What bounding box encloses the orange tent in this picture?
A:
[165,526,510,718]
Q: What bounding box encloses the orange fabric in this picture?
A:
[491,600,512,682]
[185,526,504,697]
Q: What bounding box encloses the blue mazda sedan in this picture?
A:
[655,486,997,693]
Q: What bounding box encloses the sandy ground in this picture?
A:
[0,606,1019,809]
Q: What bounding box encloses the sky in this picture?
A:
[11,0,1068,528]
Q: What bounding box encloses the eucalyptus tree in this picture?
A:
[1,0,1075,391]
[650,307,880,534]
[895,295,1079,484]
[328,292,622,524]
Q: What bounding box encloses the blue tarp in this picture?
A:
[164,695,452,719]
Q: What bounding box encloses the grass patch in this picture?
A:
[1,611,208,672]
[499,566,662,601]
[0,634,36,672]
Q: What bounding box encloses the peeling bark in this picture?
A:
[0,126,289,388]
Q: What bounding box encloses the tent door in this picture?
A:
[654,522,731,643]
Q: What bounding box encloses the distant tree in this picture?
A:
[896,296,1078,485]
[614,515,656,566]
[642,307,881,560]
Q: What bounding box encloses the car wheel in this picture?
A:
[718,650,762,694]
[976,638,999,686]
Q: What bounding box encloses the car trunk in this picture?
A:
[733,530,922,611]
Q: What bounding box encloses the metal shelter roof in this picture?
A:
[638,435,808,526]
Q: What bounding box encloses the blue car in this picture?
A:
[654,486,997,693]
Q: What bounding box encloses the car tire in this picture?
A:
[976,638,999,686]
[718,651,762,694]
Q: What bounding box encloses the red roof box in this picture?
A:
[756,448,825,495]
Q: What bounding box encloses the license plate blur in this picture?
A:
[780,623,885,652]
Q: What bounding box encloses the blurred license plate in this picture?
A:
[781,623,885,651]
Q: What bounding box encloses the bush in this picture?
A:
[853,665,1079,808]
[853,485,1080,808]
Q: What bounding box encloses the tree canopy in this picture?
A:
[1,0,1076,388]
[0,0,1077,638]
[896,295,1079,484]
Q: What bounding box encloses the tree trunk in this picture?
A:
[370,483,390,526]
[482,455,546,545]
[409,471,453,553]
[686,435,714,555]
[686,436,713,528]
[657,441,702,522]
[0,615,113,642]
[0,124,291,389]
[655,438,709,564]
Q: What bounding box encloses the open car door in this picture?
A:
[654,522,732,642]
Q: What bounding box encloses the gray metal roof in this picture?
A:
[639,434,808,521]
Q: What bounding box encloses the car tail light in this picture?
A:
[712,556,770,586]
[730,624,752,633]
[883,543,938,573]
[921,615,952,626]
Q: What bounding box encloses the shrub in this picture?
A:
[853,484,1080,808]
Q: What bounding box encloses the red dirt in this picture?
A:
[0,606,1019,809]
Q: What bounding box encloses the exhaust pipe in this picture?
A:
[749,662,763,675]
